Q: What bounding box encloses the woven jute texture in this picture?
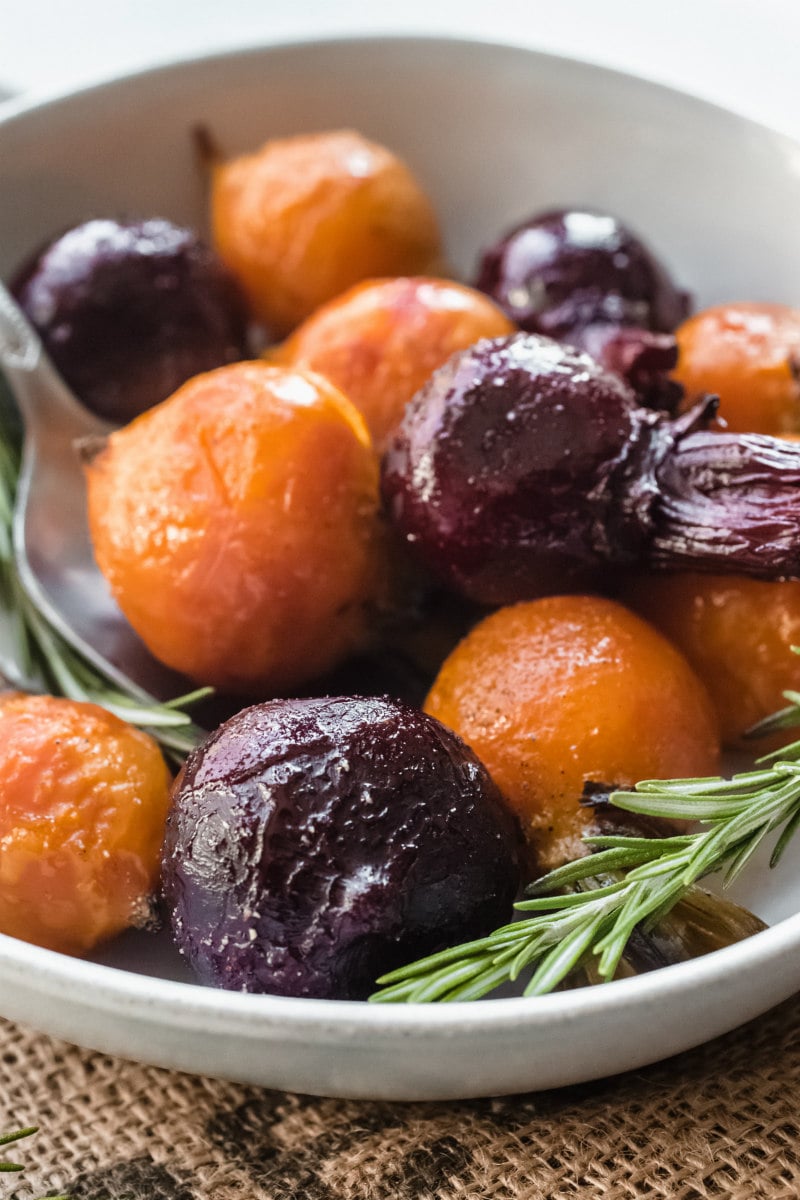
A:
[3,995,800,1200]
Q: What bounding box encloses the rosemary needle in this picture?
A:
[0,375,209,765]
[371,733,800,1004]
[0,1124,37,1171]
[3,368,797,1000]
[0,1126,71,1197]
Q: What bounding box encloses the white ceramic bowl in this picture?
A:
[2,37,800,1101]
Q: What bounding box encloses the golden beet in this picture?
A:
[86,361,386,693]
[424,595,720,871]
[211,130,443,336]
[624,572,800,751]
[675,303,800,434]
[0,693,171,955]
[271,277,515,452]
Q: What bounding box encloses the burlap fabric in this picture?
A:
[3,994,800,1200]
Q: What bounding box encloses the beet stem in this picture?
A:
[651,430,800,576]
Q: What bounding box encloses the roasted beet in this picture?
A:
[162,696,521,999]
[12,218,249,422]
[475,208,688,338]
[475,209,689,408]
[578,325,683,413]
[382,333,800,605]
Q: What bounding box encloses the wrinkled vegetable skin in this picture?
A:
[12,218,248,423]
[162,696,522,1000]
[383,333,800,605]
[382,334,665,603]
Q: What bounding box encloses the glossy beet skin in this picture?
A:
[382,333,800,606]
[475,209,690,408]
[12,218,249,422]
[476,208,688,337]
[162,696,522,999]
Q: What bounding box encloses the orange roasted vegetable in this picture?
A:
[675,303,800,434]
[0,693,171,955]
[85,361,386,693]
[211,130,443,336]
[271,277,515,451]
[424,595,720,871]
[624,572,800,751]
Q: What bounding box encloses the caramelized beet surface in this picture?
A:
[475,209,689,409]
[382,333,800,605]
[162,696,522,1000]
[12,218,248,422]
[475,208,688,337]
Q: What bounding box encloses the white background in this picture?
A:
[1,0,799,140]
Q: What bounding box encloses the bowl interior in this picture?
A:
[3,38,800,300]
[3,35,800,940]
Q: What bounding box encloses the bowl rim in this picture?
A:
[1,907,799,1036]
[2,31,800,1036]
[1,29,800,164]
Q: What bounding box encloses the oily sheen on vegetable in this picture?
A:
[476,209,688,337]
[162,696,522,1000]
[424,595,720,872]
[84,361,386,694]
[624,571,800,751]
[674,302,800,434]
[211,130,444,337]
[12,218,248,423]
[382,332,800,606]
[475,208,688,409]
[0,693,171,956]
[271,276,514,452]
[5,102,800,1009]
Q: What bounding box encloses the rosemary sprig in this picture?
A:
[371,733,800,1004]
[0,374,209,765]
[0,1124,37,1172]
[0,1126,70,1198]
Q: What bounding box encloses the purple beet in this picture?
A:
[162,696,521,1000]
[12,218,249,423]
[576,325,683,413]
[475,209,690,408]
[382,333,800,605]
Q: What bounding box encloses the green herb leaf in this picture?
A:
[0,1125,71,1196]
[371,718,800,1003]
[0,373,209,765]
